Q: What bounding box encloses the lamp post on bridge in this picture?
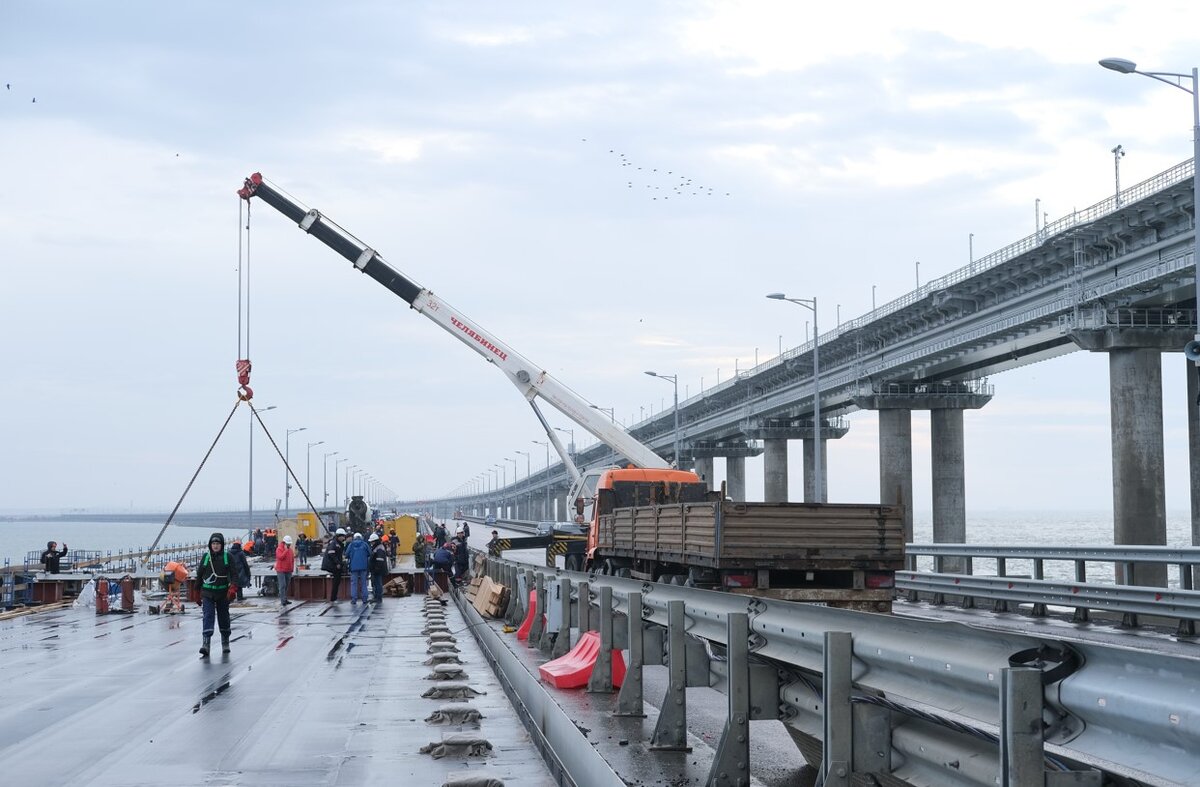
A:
[334,458,348,512]
[515,450,531,519]
[533,439,550,517]
[554,427,576,465]
[305,440,323,510]
[284,427,306,511]
[766,293,824,502]
[644,371,681,468]
[1099,57,1200,361]
[323,451,338,507]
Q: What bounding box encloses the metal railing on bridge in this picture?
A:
[902,543,1200,635]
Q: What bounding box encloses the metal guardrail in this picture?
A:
[479,555,1195,786]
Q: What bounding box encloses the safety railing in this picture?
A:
[903,543,1200,634]
[474,554,1197,786]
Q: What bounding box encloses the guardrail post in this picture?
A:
[578,580,592,634]
[1118,561,1139,627]
[709,612,750,786]
[588,585,615,693]
[528,572,546,646]
[1031,559,1048,617]
[993,557,1009,612]
[821,631,853,787]
[538,572,558,652]
[905,552,919,602]
[614,591,646,718]
[961,556,975,608]
[1000,667,1042,787]
[552,577,572,658]
[1179,563,1196,636]
[650,599,691,751]
[1072,560,1090,623]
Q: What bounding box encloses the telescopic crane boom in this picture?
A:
[238,173,670,484]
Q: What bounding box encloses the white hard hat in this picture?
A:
[368,533,379,542]
[336,528,347,536]
[283,535,293,545]
[353,532,363,539]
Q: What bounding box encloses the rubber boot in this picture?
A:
[221,632,231,653]
[199,635,211,657]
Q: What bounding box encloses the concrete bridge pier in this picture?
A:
[1109,348,1167,585]
[690,442,764,501]
[801,438,827,503]
[744,422,848,503]
[725,457,746,501]
[763,439,788,503]
[694,457,714,491]
[878,409,914,544]
[930,409,966,555]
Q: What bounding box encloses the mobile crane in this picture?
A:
[237,173,684,531]
[239,173,904,607]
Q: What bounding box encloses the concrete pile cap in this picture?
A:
[426,664,468,680]
[425,652,464,665]
[419,734,493,759]
[427,632,456,643]
[441,773,505,787]
[427,642,460,654]
[421,682,486,699]
[425,705,484,725]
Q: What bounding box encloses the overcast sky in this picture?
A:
[3,1,1200,519]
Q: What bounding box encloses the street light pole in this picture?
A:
[590,404,615,423]
[248,404,277,529]
[515,449,531,518]
[345,464,357,508]
[533,439,550,516]
[284,427,306,511]
[554,427,575,465]
[766,293,823,502]
[645,371,681,467]
[1100,57,1200,360]
[335,458,348,511]
[323,451,338,507]
[306,440,323,510]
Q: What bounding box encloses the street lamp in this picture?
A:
[515,449,531,518]
[305,440,323,510]
[335,458,348,510]
[323,451,339,507]
[644,371,681,468]
[1100,56,1200,359]
[345,464,357,507]
[533,439,550,516]
[590,404,615,423]
[284,427,306,511]
[766,293,824,502]
[249,404,277,529]
[554,427,576,463]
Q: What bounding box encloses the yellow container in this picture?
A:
[388,515,418,554]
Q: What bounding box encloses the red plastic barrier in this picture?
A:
[538,630,627,689]
[515,590,539,641]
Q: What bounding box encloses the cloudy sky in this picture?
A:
[3,1,1200,520]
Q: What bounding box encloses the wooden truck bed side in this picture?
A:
[599,501,904,569]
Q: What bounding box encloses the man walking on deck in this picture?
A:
[228,539,252,601]
[41,541,68,573]
[196,532,233,657]
[322,529,348,603]
[275,535,295,607]
[344,532,371,605]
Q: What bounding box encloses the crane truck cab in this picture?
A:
[582,467,706,567]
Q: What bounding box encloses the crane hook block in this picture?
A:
[236,359,253,400]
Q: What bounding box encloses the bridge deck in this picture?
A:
[0,592,554,786]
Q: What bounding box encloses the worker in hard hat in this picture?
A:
[321,529,349,604]
[275,534,296,608]
[196,532,233,657]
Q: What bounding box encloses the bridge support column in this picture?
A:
[1189,360,1200,585]
[931,408,966,570]
[763,438,789,502]
[879,409,914,543]
[1111,348,1167,586]
[694,456,714,491]
[802,438,828,503]
[726,456,746,501]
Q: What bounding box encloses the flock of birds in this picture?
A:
[581,138,731,202]
[6,82,35,102]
